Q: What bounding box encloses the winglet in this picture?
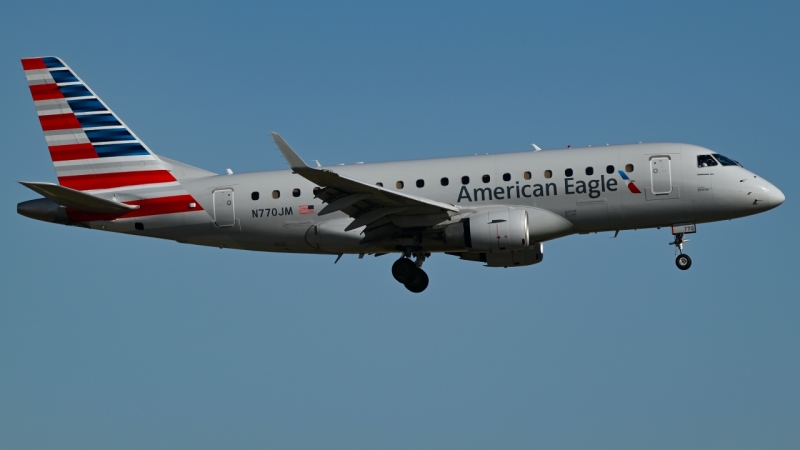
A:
[271,132,310,171]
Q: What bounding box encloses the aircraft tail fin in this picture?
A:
[21,56,177,192]
[21,57,208,222]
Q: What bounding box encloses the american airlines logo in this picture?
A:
[617,170,642,194]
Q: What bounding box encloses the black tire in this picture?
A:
[676,254,692,270]
[404,268,429,293]
[392,258,417,283]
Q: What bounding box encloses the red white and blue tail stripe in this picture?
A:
[22,56,202,220]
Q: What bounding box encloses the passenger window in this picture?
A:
[502,173,511,182]
[292,188,301,197]
[606,165,615,174]
[697,155,719,167]
[565,168,573,177]
[416,179,424,188]
[376,182,383,187]
[251,191,259,201]
[482,174,490,183]
[544,170,552,179]
[441,177,449,186]
[585,167,594,176]
[625,164,634,173]
[313,187,321,196]
[272,190,280,199]
[462,176,470,185]
[523,171,531,180]
[396,181,404,189]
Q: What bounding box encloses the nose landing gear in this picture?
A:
[391,252,430,293]
[670,232,692,270]
[675,253,692,270]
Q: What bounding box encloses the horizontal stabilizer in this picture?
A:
[19,181,139,213]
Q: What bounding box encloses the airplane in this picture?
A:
[17,56,786,293]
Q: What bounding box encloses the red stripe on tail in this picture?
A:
[58,170,177,191]
[49,143,99,162]
[29,84,64,101]
[21,58,46,70]
[66,195,202,222]
[39,113,81,131]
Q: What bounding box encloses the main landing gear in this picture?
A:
[392,253,430,293]
[670,232,692,270]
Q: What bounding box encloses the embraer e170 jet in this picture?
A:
[17,57,785,293]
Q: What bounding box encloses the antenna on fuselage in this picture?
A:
[531,143,542,152]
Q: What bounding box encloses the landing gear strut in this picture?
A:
[391,252,430,293]
[670,232,692,270]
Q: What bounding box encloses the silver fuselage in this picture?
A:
[73,142,782,254]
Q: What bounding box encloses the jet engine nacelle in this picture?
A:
[452,242,544,268]
[445,207,529,252]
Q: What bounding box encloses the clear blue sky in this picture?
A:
[1,1,798,448]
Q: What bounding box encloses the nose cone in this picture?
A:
[756,178,785,210]
[771,185,785,207]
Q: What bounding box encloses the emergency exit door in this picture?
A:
[213,189,235,227]
[650,157,672,195]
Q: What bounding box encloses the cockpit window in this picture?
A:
[713,153,741,167]
[697,155,718,168]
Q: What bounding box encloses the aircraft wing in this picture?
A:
[271,133,460,240]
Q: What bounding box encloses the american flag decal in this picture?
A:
[299,205,315,214]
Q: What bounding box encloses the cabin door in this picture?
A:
[650,157,672,195]
[213,189,235,227]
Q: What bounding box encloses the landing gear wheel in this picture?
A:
[403,268,429,293]
[392,258,417,283]
[676,254,692,270]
